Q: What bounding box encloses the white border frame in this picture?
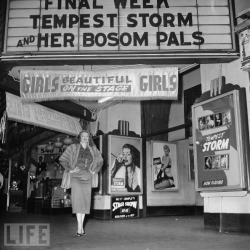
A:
[151,140,179,191]
[108,135,143,195]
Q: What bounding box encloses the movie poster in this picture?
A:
[108,135,142,194]
[192,90,246,191]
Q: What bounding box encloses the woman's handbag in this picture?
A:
[61,170,71,189]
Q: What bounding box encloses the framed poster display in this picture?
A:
[111,195,139,220]
[151,141,178,191]
[192,90,247,191]
[108,135,142,195]
[188,146,195,181]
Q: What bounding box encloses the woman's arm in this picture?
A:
[90,146,104,174]
[59,145,73,172]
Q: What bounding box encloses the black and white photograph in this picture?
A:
[109,135,142,194]
[1,0,250,249]
[151,141,178,191]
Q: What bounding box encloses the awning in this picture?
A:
[6,92,82,136]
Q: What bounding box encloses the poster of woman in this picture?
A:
[109,135,142,194]
[151,141,178,191]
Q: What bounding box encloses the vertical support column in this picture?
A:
[6,158,11,211]
[142,136,147,218]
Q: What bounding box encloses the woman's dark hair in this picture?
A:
[122,144,140,168]
[78,130,95,147]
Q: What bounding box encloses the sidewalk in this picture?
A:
[1,211,250,250]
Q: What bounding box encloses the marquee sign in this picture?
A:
[5,0,235,54]
[37,145,66,154]
[20,67,178,101]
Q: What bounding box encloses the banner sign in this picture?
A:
[192,90,246,191]
[20,68,178,101]
[37,146,66,155]
[111,195,139,219]
[5,0,234,53]
[6,93,82,136]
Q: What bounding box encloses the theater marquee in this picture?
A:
[5,0,235,56]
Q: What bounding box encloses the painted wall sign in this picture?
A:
[6,92,82,136]
[192,90,247,191]
[5,0,234,53]
[20,68,178,101]
[111,195,139,219]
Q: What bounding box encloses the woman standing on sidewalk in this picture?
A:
[59,130,103,236]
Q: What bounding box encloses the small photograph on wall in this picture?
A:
[198,117,207,131]
[151,141,178,191]
[206,114,215,129]
[109,135,142,194]
[204,154,229,171]
[214,113,222,127]
[222,110,231,125]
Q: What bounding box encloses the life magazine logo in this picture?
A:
[4,223,50,246]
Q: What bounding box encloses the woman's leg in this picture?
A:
[81,213,85,233]
[154,179,171,190]
[76,213,82,234]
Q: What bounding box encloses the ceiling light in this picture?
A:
[63,135,73,145]
[46,142,54,151]
[98,97,113,103]
[54,138,63,148]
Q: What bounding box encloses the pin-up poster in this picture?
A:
[109,135,142,194]
[192,90,247,191]
[151,141,178,191]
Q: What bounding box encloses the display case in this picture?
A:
[192,89,250,191]
[42,179,72,214]
[27,177,71,214]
